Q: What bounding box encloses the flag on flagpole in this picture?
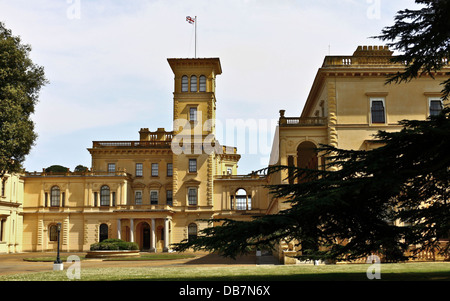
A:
[186,16,195,24]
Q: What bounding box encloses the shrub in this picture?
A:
[90,239,139,251]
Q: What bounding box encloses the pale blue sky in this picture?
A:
[0,0,419,174]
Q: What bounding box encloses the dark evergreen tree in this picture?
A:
[173,109,450,262]
[174,1,450,261]
[375,0,450,99]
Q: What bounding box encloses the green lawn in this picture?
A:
[22,253,196,262]
[1,262,449,281]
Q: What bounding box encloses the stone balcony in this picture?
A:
[278,110,327,127]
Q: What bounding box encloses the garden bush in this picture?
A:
[90,239,139,251]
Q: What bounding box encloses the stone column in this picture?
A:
[163,218,170,252]
[117,219,121,240]
[130,219,134,242]
[150,218,156,253]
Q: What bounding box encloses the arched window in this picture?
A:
[50,186,60,207]
[297,141,318,183]
[235,188,251,210]
[99,223,108,242]
[49,224,58,241]
[188,223,197,241]
[190,75,197,92]
[100,185,110,206]
[181,75,189,92]
[199,75,206,92]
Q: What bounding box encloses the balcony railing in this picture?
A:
[92,140,172,149]
[279,117,327,127]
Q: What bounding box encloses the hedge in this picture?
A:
[90,239,139,251]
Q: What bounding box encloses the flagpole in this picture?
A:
[195,16,197,58]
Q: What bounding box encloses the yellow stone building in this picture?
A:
[5,46,448,260]
[21,57,269,253]
[0,173,23,253]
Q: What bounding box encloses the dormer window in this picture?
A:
[199,75,206,92]
[181,75,189,92]
[190,75,197,92]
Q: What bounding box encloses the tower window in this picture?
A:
[181,75,188,92]
[199,75,206,92]
[190,75,197,92]
[188,188,198,206]
[189,159,197,173]
[189,107,197,122]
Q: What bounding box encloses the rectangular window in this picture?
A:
[1,179,5,197]
[430,99,443,117]
[371,99,386,124]
[166,190,173,206]
[151,163,159,177]
[150,190,158,205]
[167,163,173,177]
[94,192,98,207]
[135,191,142,205]
[135,163,143,177]
[189,159,197,173]
[108,163,116,173]
[189,107,197,122]
[188,188,197,206]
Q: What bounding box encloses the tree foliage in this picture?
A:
[173,110,450,261]
[375,0,450,99]
[0,22,47,178]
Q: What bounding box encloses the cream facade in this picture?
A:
[12,46,449,261]
[268,46,449,261]
[21,58,268,253]
[0,173,23,253]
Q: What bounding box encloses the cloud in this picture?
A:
[0,0,419,173]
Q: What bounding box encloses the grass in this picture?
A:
[1,262,449,281]
[22,253,196,262]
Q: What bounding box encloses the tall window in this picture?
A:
[189,107,197,122]
[50,186,60,207]
[181,75,189,92]
[189,159,197,173]
[1,178,5,197]
[188,223,198,241]
[190,75,197,92]
[371,100,386,124]
[151,163,159,177]
[166,190,173,206]
[167,163,173,177]
[150,190,158,205]
[199,75,206,92]
[235,189,251,211]
[99,224,108,242]
[188,188,197,206]
[100,185,110,206]
[49,224,58,242]
[135,191,142,205]
[430,99,443,117]
[135,163,143,177]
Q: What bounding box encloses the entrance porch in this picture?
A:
[117,218,171,252]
